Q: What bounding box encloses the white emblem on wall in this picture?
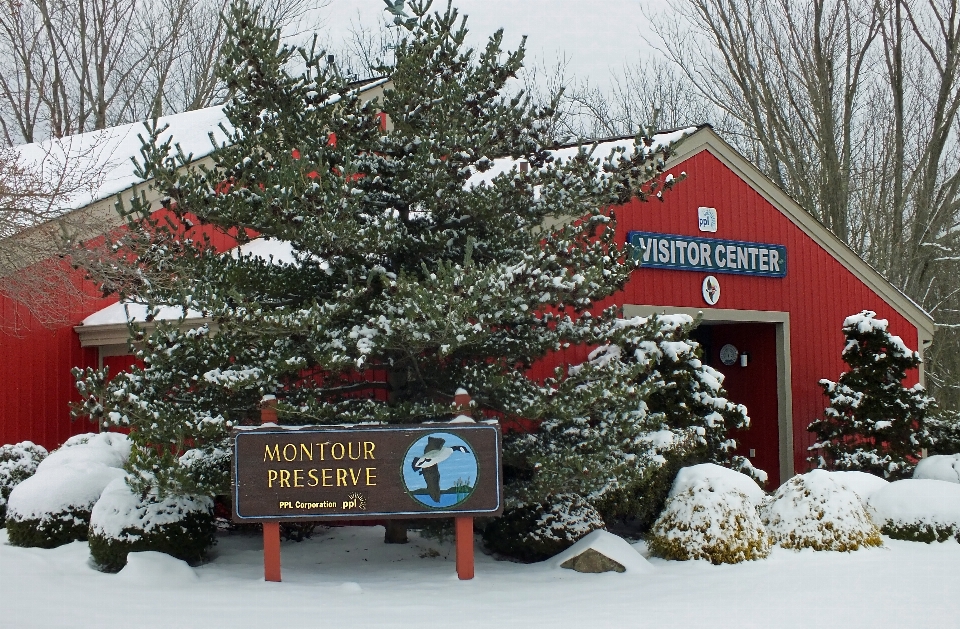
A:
[720,344,739,366]
[702,275,721,305]
[697,206,718,232]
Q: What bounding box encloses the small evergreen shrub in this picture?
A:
[927,410,960,456]
[6,464,125,547]
[43,432,131,469]
[826,470,890,503]
[762,470,882,551]
[5,433,130,547]
[808,311,934,479]
[881,522,958,544]
[510,315,759,535]
[88,477,215,573]
[869,478,960,544]
[280,522,318,542]
[483,494,605,562]
[179,440,232,495]
[647,464,769,564]
[0,441,48,523]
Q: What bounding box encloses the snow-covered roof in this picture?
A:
[13,106,233,214]
[468,127,698,187]
[76,123,935,345]
[11,77,391,219]
[79,237,297,327]
[78,128,697,331]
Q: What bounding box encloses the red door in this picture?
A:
[693,322,781,487]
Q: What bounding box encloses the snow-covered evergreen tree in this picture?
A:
[808,310,935,479]
[72,0,686,500]
[509,313,757,528]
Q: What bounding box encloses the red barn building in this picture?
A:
[1,121,934,488]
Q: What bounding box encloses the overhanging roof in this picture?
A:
[2,78,392,274]
[74,123,935,347]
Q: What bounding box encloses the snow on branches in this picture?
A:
[70,2,690,498]
[808,311,935,479]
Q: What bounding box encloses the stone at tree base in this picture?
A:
[560,548,626,573]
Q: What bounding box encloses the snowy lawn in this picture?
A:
[1,526,957,629]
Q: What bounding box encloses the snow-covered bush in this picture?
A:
[40,432,130,469]
[482,494,605,562]
[869,479,960,543]
[510,314,757,533]
[926,410,960,455]
[647,464,770,564]
[0,441,48,523]
[913,454,960,484]
[88,476,215,572]
[762,470,882,551]
[5,433,130,548]
[808,311,934,480]
[826,470,890,503]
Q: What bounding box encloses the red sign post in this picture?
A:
[260,397,282,582]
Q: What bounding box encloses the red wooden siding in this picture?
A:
[0,268,108,450]
[587,149,919,475]
[0,222,240,451]
[2,146,924,484]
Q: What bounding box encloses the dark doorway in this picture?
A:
[691,322,781,487]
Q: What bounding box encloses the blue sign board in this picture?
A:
[627,231,787,278]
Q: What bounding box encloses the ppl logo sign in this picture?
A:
[698,207,718,232]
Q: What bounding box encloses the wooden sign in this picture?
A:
[232,424,503,522]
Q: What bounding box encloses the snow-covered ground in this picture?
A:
[2,526,958,628]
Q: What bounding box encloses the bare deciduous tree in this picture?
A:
[0,0,329,334]
[0,139,109,333]
[565,57,720,139]
[629,0,960,408]
[0,0,326,145]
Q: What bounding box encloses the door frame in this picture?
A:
[623,305,794,484]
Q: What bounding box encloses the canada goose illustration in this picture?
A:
[411,437,471,502]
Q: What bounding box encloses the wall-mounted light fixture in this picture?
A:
[739,352,749,367]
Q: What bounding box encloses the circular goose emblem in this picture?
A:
[702,275,721,305]
[401,432,478,509]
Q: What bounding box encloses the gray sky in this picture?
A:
[311,0,664,91]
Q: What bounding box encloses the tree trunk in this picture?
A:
[384,519,409,544]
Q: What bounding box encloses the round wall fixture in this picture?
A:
[720,344,739,366]
[702,275,721,305]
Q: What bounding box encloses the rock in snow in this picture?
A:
[913,455,960,484]
[550,530,654,574]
